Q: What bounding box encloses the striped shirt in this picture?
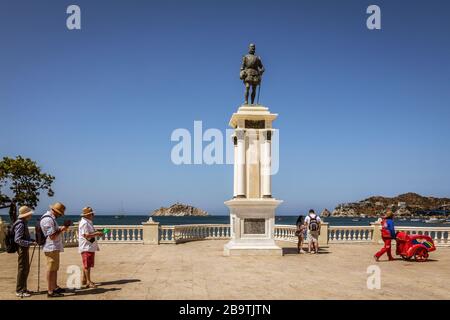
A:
[13,220,33,248]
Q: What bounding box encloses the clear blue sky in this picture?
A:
[1,0,449,215]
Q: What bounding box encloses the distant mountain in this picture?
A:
[332,193,450,217]
[151,203,208,217]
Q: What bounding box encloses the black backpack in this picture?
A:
[308,214,320,232]
[4,220,22,253]
[35,214,56,246]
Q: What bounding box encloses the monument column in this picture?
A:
[236,129,246,198]
[246,129,260,198]
[233,135,238,198]
[261,130,272,198]
[224,105,282,256]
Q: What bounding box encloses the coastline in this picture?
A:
[1,214,448,227]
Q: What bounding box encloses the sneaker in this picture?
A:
[16,291,31,298]
[299,249,305,254]
[374,255,379,262]
[47,292,64,298]
[54,287,66,294]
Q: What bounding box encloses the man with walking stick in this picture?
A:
[240,43,265,105]
[13,206,37,298]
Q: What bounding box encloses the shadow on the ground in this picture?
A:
[393,258,439,263]
[72,287,121,296]
[98,279,141,286]
[68,279,142,296]
[282,247,330,255]
[28,288,120,297]
[282,248,298,255]
[29,279,141,296]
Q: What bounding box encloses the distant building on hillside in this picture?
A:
[398,202,407,208]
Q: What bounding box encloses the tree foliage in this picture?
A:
[0,156,55,221]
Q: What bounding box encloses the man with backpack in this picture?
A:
[305,209,321,254]
[39,202,68,298]
[13,206,36,298]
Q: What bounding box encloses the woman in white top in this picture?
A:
[78,207,104,288]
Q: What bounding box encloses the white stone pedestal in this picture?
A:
[224,104,283,256]
[224,198,282,256]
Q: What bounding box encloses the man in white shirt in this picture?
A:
[78,207,104,288]
[304,209,322,254]
[40,202,69,298]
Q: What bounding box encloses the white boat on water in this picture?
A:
[424,217,444,224]
[410,218,421,222]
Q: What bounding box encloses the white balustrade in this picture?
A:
[63,226,79,247]
[273,225,297,242]
[159,225,176,244]
[96,225,143,243]
[163,224,231,244]
[328,226,373,243]
[20,223,450,247]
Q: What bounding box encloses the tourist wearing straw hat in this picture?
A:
[40,202,69,297]
[78,207,104,288]
[13,206,37,298]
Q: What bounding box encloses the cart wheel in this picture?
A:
[401,255,410,261]
[414,247,429,262]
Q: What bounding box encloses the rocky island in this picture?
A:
[151,203,208,217]
[331,193,450,218]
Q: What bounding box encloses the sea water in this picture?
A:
[0,215,445,227]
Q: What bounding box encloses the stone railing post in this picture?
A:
[319,222,329,247]
[142,218,159,245]
[371,221,382,244]
[0,217,7,251]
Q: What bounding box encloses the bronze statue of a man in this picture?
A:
[240,43,265,105]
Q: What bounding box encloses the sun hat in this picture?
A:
[18,206,34,219]
[81,206,95,217]
[385,210,394,219]
[50,202,66,216]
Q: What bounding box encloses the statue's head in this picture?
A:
[248,43,256,54]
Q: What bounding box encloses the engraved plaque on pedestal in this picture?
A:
[243,218,265,234]
[245,120,265,129]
